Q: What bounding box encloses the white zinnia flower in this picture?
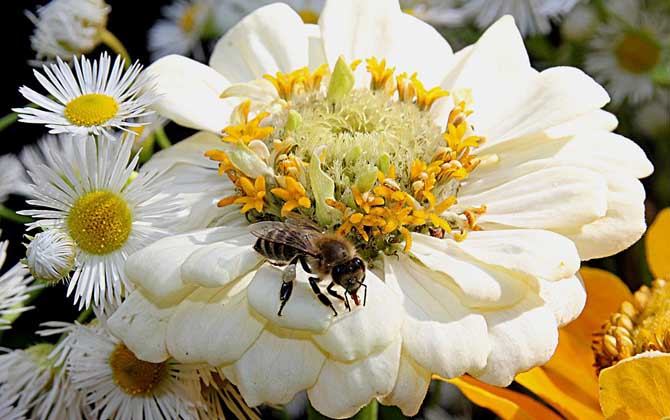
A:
[20,136,183,310]
[27,0,110,63]
[0,237,35,330]
[0,155,29,204]
[110,1,652,417]
[456,0,578,36]
[65,322,203,419]
[585,0,668,105]
[14,53,155,139]
[25,229,76,284]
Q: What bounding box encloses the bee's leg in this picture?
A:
[278,260,298,317]
[297,255,313,274]
[309,276,338,316]
[358,281,368,306]
[326,282,350,311]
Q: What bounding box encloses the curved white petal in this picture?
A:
[166,280,266,366]
[125,227,234,305]
[147,55,234,133]
[559,176,647,260]
[543,109,618,138]
[181,230,262,288]
[470,293,558,386]
[305,24,327,70]
[142,131,221,172]
[247,265,335,333]
[308,337,402,419]
[411,236,528,307]
[223,328,326,406]
[460,166,608,230]
[538,275,586,327]
[434,230,580,281]
[311,271,402,362]
[209,4,309,83]
[378,352,431,417]
[108,289,174,363]
[385,256,490,378]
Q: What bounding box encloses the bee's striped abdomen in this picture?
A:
[253,229,301,264]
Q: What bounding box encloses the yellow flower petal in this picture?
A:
[515,267,632,420]
[446,376,563,420]
[646,208,670,279]
[599,352,670,419]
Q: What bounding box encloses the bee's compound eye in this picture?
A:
[351,257,364,270]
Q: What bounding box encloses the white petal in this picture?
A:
[223,328,326,406]
[384,256,490,378]
[125,227,233,305]
[560,176,647,260]
[378,353,431,417]
[470,294,558,386]
[147,55,234,133]
[410,235,528,307]
[440,230,580,281]
[142,131,221,172]
[247,265,335,332]
[107,290,174,363]
[319,0,401,64]
[209,4,309,83]
[460,165,608,230]
[543,109,618,138]
[305,24,327,70]
[311,271,402,362]
[538,275,586,327]
[166,280,266,365]
[308,337,402,419]
[181,231,262,288]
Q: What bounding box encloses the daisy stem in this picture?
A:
[99,28,131,68]
[308,400,378,420]
[0,205,32,224]
[155,126,172,149]
[0,112,18,132]
[76,307,93,324]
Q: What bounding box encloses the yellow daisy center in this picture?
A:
[615,31,661,74]
[179,4,198,32]
[298,9,319,24]
[593,278,670,371]
[64,93,119,127]
[109,342,167,396]
[67,190,132,255]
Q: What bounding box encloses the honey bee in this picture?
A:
[250,218,367,316]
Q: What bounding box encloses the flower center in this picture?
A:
[179,4,198,32]
[208,57,487,257]
[593,278,670,371]
[64,93,119,127]
[109,342,167,396]
[67,190,132,255]
[614,31,661,74]
[298,9,319,24]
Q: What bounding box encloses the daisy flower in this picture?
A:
[110,1,652,417]
[0,237,35,330]
[14,52,156,139]
[27,0,110,63]
[0,155,29,204]
[25,229,76,284]
[19,134,77,181]
[20,136,183,310]
[65,322,203,419]
[456,0,578,36]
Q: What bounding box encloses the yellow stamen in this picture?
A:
[410,74,449,110]
[67,190,132,255]
[270,175,312,216]
[222,100,273,144]
[298,9,319,24]
[64,94,118,127]
[366,57,396,94]
[109,342,167,396]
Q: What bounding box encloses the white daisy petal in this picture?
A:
[209,3,309,83]
[311,271,402,362]
[146,54,234,133]
[308,337,401,419]
[223,329,326,407]
[378,352,431,417]
[107,290,174,363]
[166,281,266,366]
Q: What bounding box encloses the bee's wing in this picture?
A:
[284,213,325,233]
[249,221,321,257]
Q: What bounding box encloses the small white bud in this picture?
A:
[26,229,76,284]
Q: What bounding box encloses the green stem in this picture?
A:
[0,205,32,224]
[308,400,378,420]
[99,28,131,67]
[76,307,94,324]
[0,112,18,132]
[155,126,172,149]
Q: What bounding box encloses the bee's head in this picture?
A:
[332,257,366,304]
